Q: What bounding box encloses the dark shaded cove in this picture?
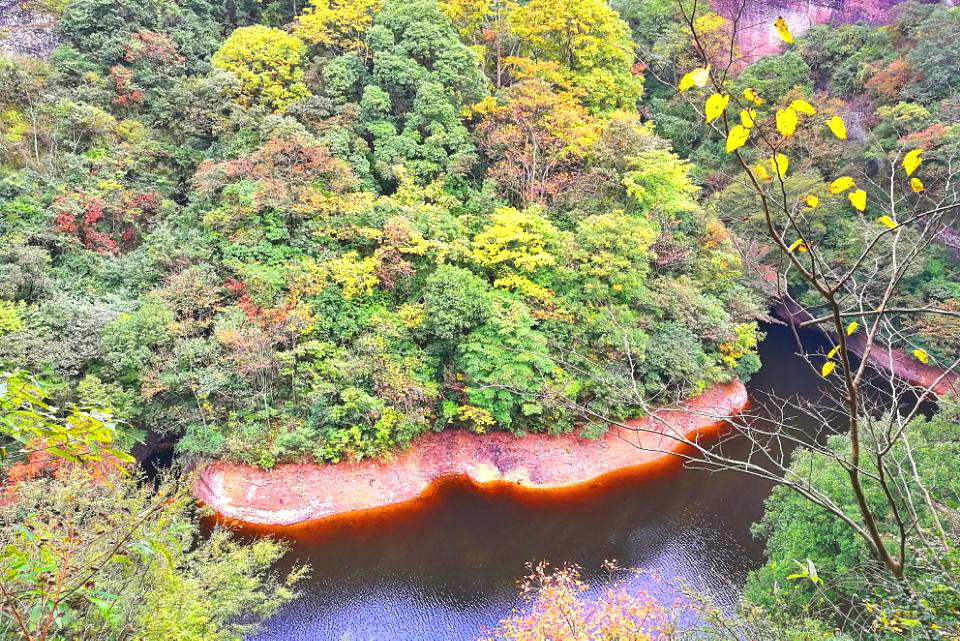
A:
[244,322,832,641]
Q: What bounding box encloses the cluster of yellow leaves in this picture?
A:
[775,100,815,138]
[719,323,761,367]
[865,148,925,230]
[743,87,763,106]
[722,87,765,152]
[295,252,379,299]
[493,273,555,303]
[821,322,859,377]
[703,20,930,248]
[826,175,869,212]
[471,207,558,273]
[506,0,644,111]
[471,206,560,304]
[904,149,925,194]
[457,404,496,434]
[0,299,24,335]
[437,0,491,39]
[292,189,375,219]
[0,108,30,144]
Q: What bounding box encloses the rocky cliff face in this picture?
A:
[0,0,59,58]
[712,0,905,60]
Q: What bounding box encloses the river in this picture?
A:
[248,322,832,641]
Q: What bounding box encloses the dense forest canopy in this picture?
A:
[1,0,960,639]
[0,0,767,468]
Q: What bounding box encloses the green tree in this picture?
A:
[745,406,960,636]
[0,471,304,641]
[732,51,813,105]
[457,297,568,433]
[360,0,488,186]
[58,0,222,72]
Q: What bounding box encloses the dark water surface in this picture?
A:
[250,323,831,641]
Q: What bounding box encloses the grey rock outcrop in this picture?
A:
[0,0,59,58]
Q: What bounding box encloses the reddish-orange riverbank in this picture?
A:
[773,302,959,396]
[194,380,749,529]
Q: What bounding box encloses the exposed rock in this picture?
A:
[0,0,59,58]
[712,0,904,61]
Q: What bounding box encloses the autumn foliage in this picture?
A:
[484,564,671,641]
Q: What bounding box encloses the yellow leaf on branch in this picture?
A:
[848,189,866,212]
[821,361,836,377]
[743,87,763,106]
[725,124,750,152]
[877,215,898,229]
[804,194,819,208]
[754,163,771,180]
[828,176,855,193]
[775,17,794,44]
[825,115,847,140]
[790,99,817,115]
[740,108,757,128]
[910,177,924,192]
[903,148,923,176]
[787,239,808,253]
[912,348,929,364]
[827,346,839,359]
[846,321,858,335]
[776,107,798,137]
[705,93,729,123]
[678,66,710,93]
[771,153,789,178]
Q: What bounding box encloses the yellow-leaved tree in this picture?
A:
[470,205,563,305]
[504,0,643,112]
[211,25,310,112]
[294,0,380,51]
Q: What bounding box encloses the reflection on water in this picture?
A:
[251,323,831,641]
